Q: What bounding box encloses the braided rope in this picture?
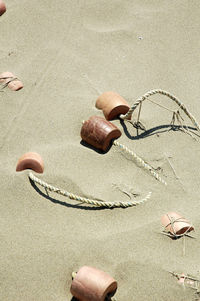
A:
[113,141,167,185]
[120,89,200,132]
[29,172,151,208]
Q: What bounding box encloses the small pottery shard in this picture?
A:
[96,91,130,120]
[81,115,121,151]
[0,0,6,16]
[70,266,117,301]
[0,72,23,91]
[16,152,44,173]
[177,273,185,285]
[161,212,194,236]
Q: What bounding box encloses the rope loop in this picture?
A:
[120,89,200,133]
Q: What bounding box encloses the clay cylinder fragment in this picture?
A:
[161,212,194,236]
[16,152,44,173]
[70,266,117,301]
[0,72,23,91]
[0,0,6,16]
[81,115,121,151]
[96,91,130,120]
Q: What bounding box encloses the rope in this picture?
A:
[113,141,167,185]
[29,172,152,208]
[0,76,18,89]
[72,272,77,279]
[120,89,200,132]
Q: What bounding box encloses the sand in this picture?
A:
[1,0,200,300]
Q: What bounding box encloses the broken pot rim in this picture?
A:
[16,152,44,173]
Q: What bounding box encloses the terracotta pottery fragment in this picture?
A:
[81,115,121,151]
[96,91,130,120]
[0,0,6,16]
[16,152,44,173]
[0,72,23,91]
[161,212,194,236]
[70,266,117,301]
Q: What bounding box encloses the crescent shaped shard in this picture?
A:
[16,152,44,173]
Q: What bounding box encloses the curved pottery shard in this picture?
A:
[70,266,117,301]
[96,91,130,120]
[0,0,6,16]
[81,115,121,151]
[161,212,194,236]
[0,72,23,91]
[16,152,44,173]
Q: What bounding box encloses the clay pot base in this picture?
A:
[81,116,121,152]
[0,72,23,91]
[161,212,194,238]
[16,152,44,173]
[70,266,117,301]
[96,91,130,120]
[0,0,6,16]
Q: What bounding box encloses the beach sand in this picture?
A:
[1,1,200,300]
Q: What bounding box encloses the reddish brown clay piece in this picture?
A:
[81,115,121,151]
[0,0,6,16]
[70,266,117,301]
[161,212,194,237]
[96,91,130,120]
[0,72,23,91]
[16,152,44,173]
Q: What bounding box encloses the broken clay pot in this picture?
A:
[0,0,6,16]
[70,266,117,301]
[16,152,44,173]
[81,115,121,151]
[0,72,23,91]
[161,212,194,236]
[96,91,130,120]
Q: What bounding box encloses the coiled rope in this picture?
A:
[120,89,200,132]
[29,172,151,208]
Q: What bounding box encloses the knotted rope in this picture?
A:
[113,141,167,185]
[29,172,151,208]
[120,89,200,132]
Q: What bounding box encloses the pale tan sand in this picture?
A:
[1,0,200,300]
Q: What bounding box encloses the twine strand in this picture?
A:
[0,76,18,89]
[164,214,193,238]
[29,172,151,208]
